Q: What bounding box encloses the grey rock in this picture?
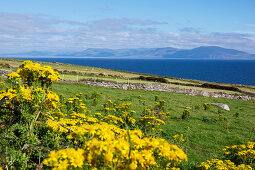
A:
[211,103,230,111]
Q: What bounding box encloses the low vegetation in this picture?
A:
[0,60,254,169]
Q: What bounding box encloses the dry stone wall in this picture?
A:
[76,80,255,100]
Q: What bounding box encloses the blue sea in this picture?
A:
[9,58,255,86]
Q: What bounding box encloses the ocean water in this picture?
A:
[10,58,255,86]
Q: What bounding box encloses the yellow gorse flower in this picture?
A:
[45,121,187,169]
[198,159,252,170]
[8,60,61,86]
[43,148,85,169]
[45,106,187,169]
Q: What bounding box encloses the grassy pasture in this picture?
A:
[53,81,255,167]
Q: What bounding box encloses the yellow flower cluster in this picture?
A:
[238,149,255,158]
[102,99,116,109]
[0,88,17,105]
[115,102,132,111]
[172,134,185,143]
[45,96,186,169]
[121,110,136,125]
[154,100,166,110]
[101,100,137,126]
[223,142,255,166]
[65,94,87,113]
[102,100,132,112]
[140,116,166,126]
[143,107,170,119]
[203,103,211,110]
[7,72,21,80]
[45,121,187,169]
[8,60,61,84]
[70,111,97,122]
[43,148,85,170]
[46,91,59,109]
[198,159,252,170]
[83,127,187,169]
[1,61,61,114]
[19,85,33,101]
[101,115,124,125]
[0,86,58,108]
[94,112,102,116]
[46,118,70,133]
[223,142,255,153]
[47,113,98,133]
[70,122,124,141]
[0,81,5,86]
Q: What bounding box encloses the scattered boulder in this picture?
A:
[211,103,230,111]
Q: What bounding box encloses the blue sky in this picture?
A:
[1,0,255,53]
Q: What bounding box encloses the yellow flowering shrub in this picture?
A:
[13,60,61,87]
[44,121,187,169]
[155,99,166,110]
[172,134,185,144]
[65,93,87,113]
[101,115,124,125]
[7,72,21,81]
[0,61,63,169]
[140,116,165,126]
[0,88,17,105]
[43,148,85,169]
[44,95,187,169]
[198,142,255,169]
[138,105,170,136]
[223,142,255,167]
[198,159,252,170]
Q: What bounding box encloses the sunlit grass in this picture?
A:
[53,81,255,166]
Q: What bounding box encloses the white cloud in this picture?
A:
[0,12,255,54]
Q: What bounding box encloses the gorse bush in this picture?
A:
[0,61,61,168]
[198,142,255,169]
[223,142,255,168]
[198,159,252,169]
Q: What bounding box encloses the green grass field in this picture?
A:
[53,81,255,168]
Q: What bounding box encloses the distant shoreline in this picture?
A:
[2,56,255,60]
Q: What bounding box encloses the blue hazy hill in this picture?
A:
[4,46,255,59]
[169,46,255,59]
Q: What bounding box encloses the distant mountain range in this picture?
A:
[3,46,255,59]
